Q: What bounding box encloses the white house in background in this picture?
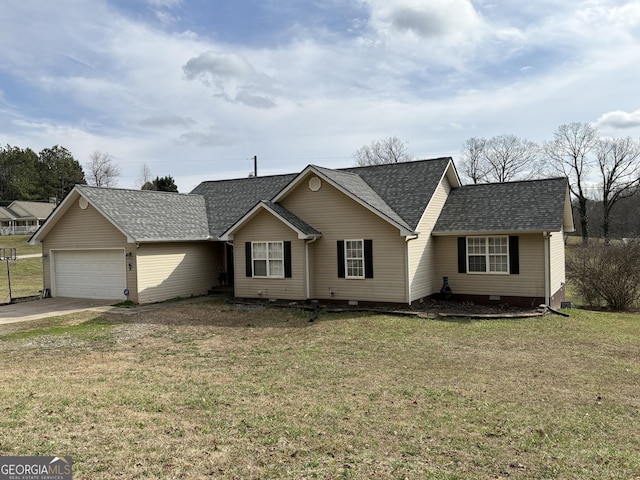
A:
[0,200,56,236]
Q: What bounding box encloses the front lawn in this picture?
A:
[0,301,637,479]
[0,235,43,301]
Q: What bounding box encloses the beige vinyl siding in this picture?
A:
[280,174,407,303]
[408,177,452,302]
[41,198,132,298]
[233,210,306,300]
[434,233,545,298]
[549,229,565,297]
[137,242,219,304]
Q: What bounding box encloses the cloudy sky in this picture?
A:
[1,0,640,192]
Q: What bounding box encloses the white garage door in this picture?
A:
[53,250,126,299]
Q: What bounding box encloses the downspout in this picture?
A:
[405,234,419,305]
[543,232,550,306]
[305,237,318,300]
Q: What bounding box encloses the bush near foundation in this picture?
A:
[567,239,640,311]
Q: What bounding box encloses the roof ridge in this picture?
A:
[460,177,567,188]
[77,184,195,196]
[194,172,297,186]
[338,157,452,172]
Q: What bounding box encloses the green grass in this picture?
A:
[0,301,637,479]
[0,235,43,301]
[0,257,43,302]
[0,234,42,256]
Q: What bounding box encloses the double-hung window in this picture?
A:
[467,236,509,273]
[337,239,373,279]
[252,241,284,278]
[345,240,364,279]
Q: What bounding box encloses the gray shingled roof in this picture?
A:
[262,201,321,236]
[341,157,453,230]
[190,174,296,239]
[192,158,454,237]
[77,185,210,241]
[312,166,413,231]
[433,177,569,234]
[9,201,56,220]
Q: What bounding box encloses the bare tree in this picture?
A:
[86,150,121,187]
[353,136,412,166]
[460,137,487,184]
[459,134,541,184]
[544,122,598,242]
[138,162,152,188]
[596,136,640,241]
[482,134,542,183]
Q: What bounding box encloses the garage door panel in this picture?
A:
[53,250,126,300]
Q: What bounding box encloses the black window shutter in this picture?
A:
[364,239,374,278]
[245,242,252,277]
[337,240,345,278]
[457,237,467,273]
[509,236,520,274]
[284,241,292,278]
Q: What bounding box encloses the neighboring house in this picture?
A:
[29,158,574,307]
[0,201,56,235]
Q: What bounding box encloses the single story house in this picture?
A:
[0,200,56,235]
[29,157,574,307]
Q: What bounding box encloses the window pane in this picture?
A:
[488,237,507,254]
[489,255,508,272]
[252,242,266,259]
[467,237,486,254]
[254,259,267,277]
[468,255,486,272]
[268,242,283,259]
[346,240,362,259]
[269,259,284,277]
[347,259,363,277]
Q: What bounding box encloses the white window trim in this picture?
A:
[466,236,509,275]
[344,239,365,279]
[252,241,284,278]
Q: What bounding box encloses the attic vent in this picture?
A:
[309,176,322,192]
[78,197,88,210]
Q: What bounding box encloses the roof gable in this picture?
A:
[221,201,322,240]
[30,185,210,244]
[5,201,55,220]
[433,177,574,234]
[272,158,457,234]
[340,157,459,230]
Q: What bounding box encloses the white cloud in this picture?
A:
[139,115,197,129]
[370,0,485,40]
[1,0,640,193]
[182,51,282,108]
[596,110,640,130]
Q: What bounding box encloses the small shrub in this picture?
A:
[567,239,640,311]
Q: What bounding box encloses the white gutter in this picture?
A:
[543,232,550,306]
[305,237,318,299]
[405,234,419,305]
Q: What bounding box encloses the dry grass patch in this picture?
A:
[0,300,638,479]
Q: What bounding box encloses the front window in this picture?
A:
[345,240,364,278]
[252,241,284,278]
[467,236,508,273]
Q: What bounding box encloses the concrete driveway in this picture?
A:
[0,298,115,324]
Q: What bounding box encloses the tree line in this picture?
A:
[355,123,640,242]
[0,144,178,205]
